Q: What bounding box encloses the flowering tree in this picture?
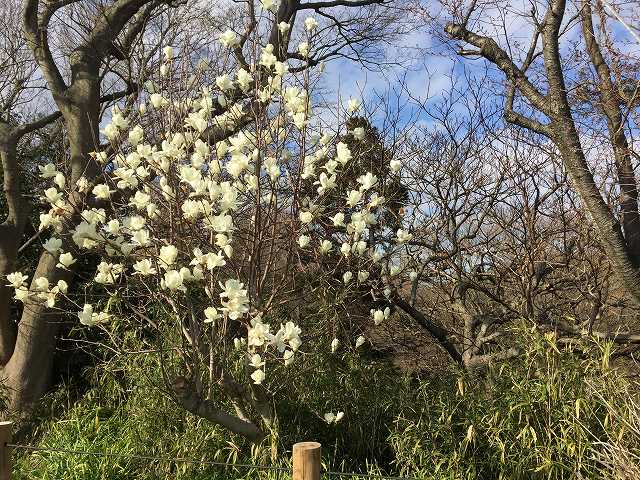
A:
[5,1,418,439]
[1,0,411,413]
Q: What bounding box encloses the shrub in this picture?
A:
[389,326,640,479]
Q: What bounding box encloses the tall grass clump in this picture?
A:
[389,325,640,479]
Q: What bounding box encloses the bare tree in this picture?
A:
[435,0,640,305]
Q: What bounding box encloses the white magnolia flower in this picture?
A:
[216,74,234,92]
[163,270,185,291]
[395,229,413,244]
[14,288,29,302]
[259,44,277,68]
[236,68,254,92]
[130,190,151,210]
[298,235,311,248]
[319,240,332,254]
[283,349,294,366]
[133,259,156,276]
[207,213,234,233]
[340,243,351,257]
[331,212,345,227]
[34,276,49,291]
[261,0,278,12]
[150,93,168,109]
[159,245,178,267]
[346,190,363,207]
[75,176,90,193]
[128,125,144,145]
[57,279,68,294]
[251,369,266,385]
[38,163,58,179]
[278,21,290,34]
[352,127,365,140]
[249,353,265,369]
[336,142,352,164]
[219,29,239,48]
[78,304,110,327]
[299,211,313,224]
[357,172,378,191]
[78,304,94,326]
[389,264,402,276]
[371,307,390,326]
[316,172,337,195]
[358,271,370,283]
[204,251,226,270]
[343,271,353,284]
[409,270,418,281]
[163,45,174,61]
[324,411,344,424]
[220,279,249,319]
[103,123,118,140]
[131,229,150,246]
[331,338,339,353]
[204,307,220,323]
[54,172,66,189]
[6,272,28,289]
[43,187,63,206]
[95,262,123,284]
[105,219,120,235]
[347,98,361,113]
[390,159,401,172]
[368,193,384,209]
[57,252,76,269]
[304,17,318,31]
[355,335,366,348]
[92,184,112,200]
[298,42,310,58]
[43,237,63,254]
[248,319,271,347]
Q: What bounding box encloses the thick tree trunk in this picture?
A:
[0,134,27,365]
[4,88,99,412]
[4,252,73,410]
[580,0,640,260]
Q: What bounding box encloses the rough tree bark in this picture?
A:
[0,0,167,412]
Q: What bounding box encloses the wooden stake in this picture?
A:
[292,442,321,480]
[0,421,12,480]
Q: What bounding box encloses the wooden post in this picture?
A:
[292,442,321,480]
[0,421,12,480]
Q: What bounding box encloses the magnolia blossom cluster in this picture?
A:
[5,23,417,394]
[291,119,415,348]
[5,36,327,386]
[5,271,68,307]
[242,316,302,384]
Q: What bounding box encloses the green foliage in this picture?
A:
[389,326,640,479]
[13,327,406,479]
[14,363,252,479]
[14,324,640,480]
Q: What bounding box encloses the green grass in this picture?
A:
[13,324,640,479]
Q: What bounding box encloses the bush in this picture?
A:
[13,333,410,479]
[389,326,640,479]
